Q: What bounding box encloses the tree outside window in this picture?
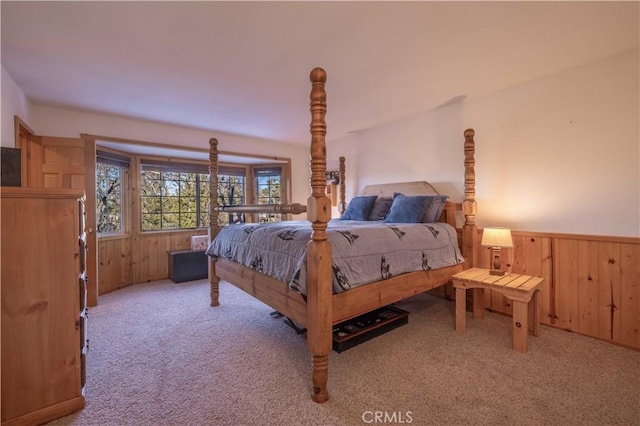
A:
[97,148,287,233]
[140,167,209,231]
[96,151,129,234]
[255,167,282,223]
[216,170,245,226]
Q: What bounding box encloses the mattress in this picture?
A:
[206,219,464,295]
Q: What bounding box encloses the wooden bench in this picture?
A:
[452,267,544,352]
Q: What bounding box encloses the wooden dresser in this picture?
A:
[1,188,88,425]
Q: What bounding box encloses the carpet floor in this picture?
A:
[48,279,640,426]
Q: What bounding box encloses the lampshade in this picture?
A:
[481,227,513,248]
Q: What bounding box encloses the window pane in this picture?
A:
[141,196,161,214]
[198,174,210,228]
[96,163,123,233]
[162,213,179,229]
[164,180,179,196]
[181,173,196,182]
[217,174,246,226]
[142,213,161,231]
[199,211,209,228]
[140,172,162,196]
[140,163,254,230]
[256,174,282,223]
[141,166,231,231]
[163,171,181,181]
[180,197,196,212]
[180,212,197,228]
[163,196,180,213]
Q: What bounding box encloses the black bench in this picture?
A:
[167,249,208,283]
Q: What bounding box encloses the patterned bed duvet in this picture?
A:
[205,219,464,295]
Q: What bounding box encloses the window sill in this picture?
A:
[98,232,130,241]
[140,229,208,237]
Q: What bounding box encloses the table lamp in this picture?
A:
[481,227,513,276]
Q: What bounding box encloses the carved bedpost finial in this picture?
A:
[310,67,327,84]
[464,128,475,140]
[308,67,329,218]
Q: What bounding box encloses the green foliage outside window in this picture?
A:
[256,175,281,223]
[140,171,210,231]
[98,153,285,233]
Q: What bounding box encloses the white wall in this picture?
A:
[27,105,310,208]
[1,65,31,146]
[6,50,639,236]
[329,49,640,238]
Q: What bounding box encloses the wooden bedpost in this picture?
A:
[306,67,332,403]
[461,129,478,268]
[209,138,220,306]
[337,156,346,214]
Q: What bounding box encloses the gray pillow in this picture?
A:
[422,195,449,223]
[367,197,393,221]
[340,195,378,221]
[384,194,429,223]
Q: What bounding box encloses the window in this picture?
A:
[140,160,209,231]
[96,151,129,234]
[255,167,282,223]
[95,142,290,233]
[217,166,246,226]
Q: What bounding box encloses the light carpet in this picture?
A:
[48,279,640,426]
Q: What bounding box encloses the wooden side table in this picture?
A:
[452,267,544,352]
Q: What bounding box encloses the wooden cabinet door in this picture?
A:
[23,135,99,306]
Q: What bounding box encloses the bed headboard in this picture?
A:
[359,181,459,228]
[359,181,440,197]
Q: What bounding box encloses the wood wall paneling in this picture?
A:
[619,243,639,348]
[98,231,206,293]
[473,229,639,351]
[98,238,133,294]
[97,223,639,351]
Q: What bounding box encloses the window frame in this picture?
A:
[139,158,211,232]
[96,149,131,237]
[92,136,293,237]
[216,164,250,226]
[254,165,284,223]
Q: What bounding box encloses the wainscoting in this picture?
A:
[471,231,639,351]
[98,228,639,350]
[98,230,207,294]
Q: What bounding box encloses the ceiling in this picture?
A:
[2,1,638,145]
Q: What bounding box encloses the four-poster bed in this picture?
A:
[206,67,478,403]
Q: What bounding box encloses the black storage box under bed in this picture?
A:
[332,305,409,352]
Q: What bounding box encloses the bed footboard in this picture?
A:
[215,257,308,325]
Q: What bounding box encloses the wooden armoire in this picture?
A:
[1,187,88,425]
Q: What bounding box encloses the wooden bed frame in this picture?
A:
[207,67,478,403]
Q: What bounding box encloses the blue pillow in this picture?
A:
[384,194,429,223]
[340,195,378,221]
[367,197,393,221]
[422,195,449,223]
